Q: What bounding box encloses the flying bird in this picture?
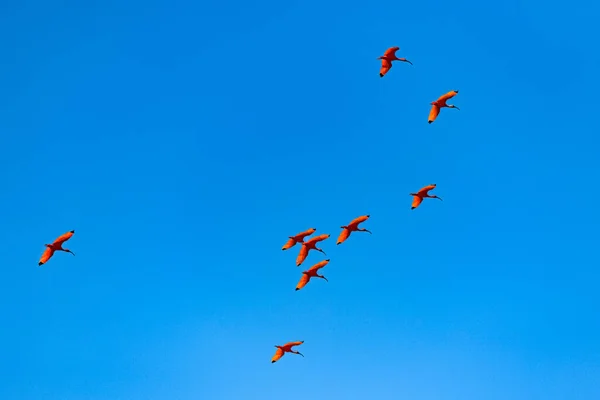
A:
[271,341,305,363]
[377,46,413,78]
[410,184,443,210]
[282,228,316,251]
[337,215,371,245]
[296,259,329,291]
[428,90,459,124]
[38,230,76,266]
[296,234,330,267]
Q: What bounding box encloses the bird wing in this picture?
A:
[282,238,297,251]
[296,245,309,266]
[379,59,392,77]
[337,228,351,245]
[308,259,329,272]
[349,215,369,227]
[53,231,74,246]
[417,185,436,196]
[411,195,423,209]
[383,46,400,58]
[271,347,285,363]
[293,228,315,241]
[314,234,329,243]
[38,247,54,266]
[296,274,310,290]
[283,341,304,349]
[436,90,458,103]
[428,105,440,123]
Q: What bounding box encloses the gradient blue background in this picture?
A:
[1,0,599,399]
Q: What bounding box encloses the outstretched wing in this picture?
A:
[271,347,285,363]
[53,230,74,246]
[428,105,440,124]
[282,238,297,251]
[296,245,309,266]
[436,90,458,103]
[379,59,392,77]
[38,247,54,266]
[293,228,316,241]
[383,46,400,58]
[296,274,310,291]
[307,260,329,273]
[283,341,304,349]
[417,185,436,196]
[337,228,351,245]
[411,196,423,209]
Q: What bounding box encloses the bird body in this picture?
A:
[296,234,330,266]
[337,215,372,245]
[296,259,330,291]
[282,228,317,251]
[38,230,76,266]
[271,341,305,363]
[410,184,443,209]
[428,90,459,124]
[377,46,413,77]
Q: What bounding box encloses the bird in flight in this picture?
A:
[282,228,316,251]
[296,259,329,291]
[428,90,460,124]
[38,230,76,266]
[410,184,443,210]
[377,46,413,78]
[337,215,371,245]
[296,234,330,267]
[271,341,305,363]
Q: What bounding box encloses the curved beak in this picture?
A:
[454,106,460,110]
[297,352,304,357]
[364,229,372,234]
[68,250,75,256]
[317,248,327,255]
[322,276,329,282]
[436,196,443,201]
[402,59,413,65]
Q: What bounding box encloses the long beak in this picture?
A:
[403,59,413,65]
[68,250,75,256]
[453,106,460,110]
[364,229,372,234]
[322,276,329,282]
[297,352,304,357]
[317,248,327,256]
[436,196,443,201]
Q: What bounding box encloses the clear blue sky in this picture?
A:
[1,0,599,399]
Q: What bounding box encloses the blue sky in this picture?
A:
[1,0,599,399]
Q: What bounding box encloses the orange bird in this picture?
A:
[377,46,412,78]
[271,341,305,363]
[282,228,316,251]
[296,259,329,291]
[296,234,330,267]
[410,184,443,210]
[428,90,460,124]
[337,215,371,245]
[38,230,76,266]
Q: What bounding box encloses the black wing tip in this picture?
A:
[271,360,276,363]
[38,262,43,266]
[70,230,75,233]
[295,288,299,291]
[411,207,416,210]
[379,73,384,77]
[428,120,433,124]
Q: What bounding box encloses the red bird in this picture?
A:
[377,46,413,78]
[271,341,304,363]
[38,230,76,266]
[282,228,316,251]
[428,90,460,124]
[337,215,371,245]
[296,234,330,267]
[410,184,443,210]
[296,259,329,291]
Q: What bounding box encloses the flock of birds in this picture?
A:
[36,45,458,365]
